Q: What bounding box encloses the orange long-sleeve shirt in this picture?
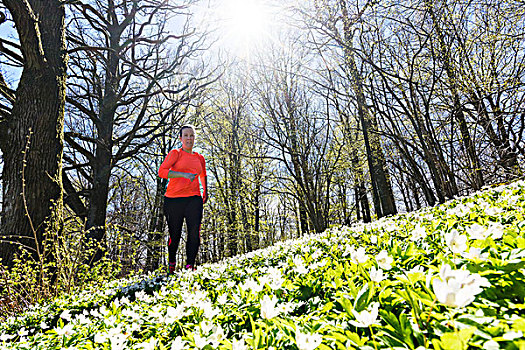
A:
[158,148,207,198]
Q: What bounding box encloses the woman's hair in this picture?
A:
[179,124,196,137]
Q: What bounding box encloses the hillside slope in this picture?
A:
[1,180,524,349]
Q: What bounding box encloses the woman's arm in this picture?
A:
[158,150,177,179]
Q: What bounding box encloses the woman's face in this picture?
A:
[180,127,195,150]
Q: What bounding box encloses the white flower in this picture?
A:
[293,257,309,274]
[94,332,109,344]
[0,334,16,342]
[54,323,75,336]
[269,273,285,290]
[260,295,280,319]
[486,223,505,239]
[74,313,91,325]
[201,301,220,319]
[502,331,523,340]
[135,291,152,303]
[193,333,208,349]
[342,244,354,257]
[432,265,491,308]
[370,266,385,283]
[450,203,470,217]
[104,316,118,328]
[60,310,72,321]
[351,247,369,264]
[384,223,398,232]
[376,250,393,270]
[200,320,213,335]
[278,301,297,315]
[411,225,427,241]
[171,336,186,350]
[148,305,163,320]
[461,247,488,260]
[408,265,425,274]
[184,290,207,308]
[241,279,263,293]
[485,206,503,216]
[110,332,128,350]
[467,223,488,240]
[164,305,186,324]
[296,330,323,350]
[370,235,378,244]
[445,229,468,254]
[483,340,500,350]
[232,338,248,350]
[209,324,225,347]
[217,293,228,305]
[349,302,380,328]
[90,308,103,319]
[135,337,157,350]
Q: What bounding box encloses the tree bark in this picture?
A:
[339,0,397,218]
[0,0,67,266]
[84,16,121,263]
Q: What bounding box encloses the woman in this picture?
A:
[158,125,208,274]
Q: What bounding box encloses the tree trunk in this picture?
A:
[250,181,261,251]
[298,200,309,236]
[351,152,371,223]
[85,22,120,263]
[0,0,67,266]
[339,0,397,218]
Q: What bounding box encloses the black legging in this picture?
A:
[163,196,203,266]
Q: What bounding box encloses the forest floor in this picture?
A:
[1,180,524,349]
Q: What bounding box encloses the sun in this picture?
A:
[218,0,272,55]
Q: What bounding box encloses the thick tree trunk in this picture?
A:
[85,142,112,263]
[0,0,67,266]
[339,0,397,218]
[298,200,309,236]
[85,23,120,263]
[247,181,261,252]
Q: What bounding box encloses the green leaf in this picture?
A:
[355,283,374,312]
[337,295,353,315]
[517,237,525,249]
[435,327,476,350]
[512,318,525,332]
[379,309,415,349]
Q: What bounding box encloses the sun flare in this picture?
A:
[219,0,272,55]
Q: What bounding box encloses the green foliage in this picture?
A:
[0,219,122,320]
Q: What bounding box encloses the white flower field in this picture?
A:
[1,180,524,349]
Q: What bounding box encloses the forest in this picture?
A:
[0,0,523,318]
